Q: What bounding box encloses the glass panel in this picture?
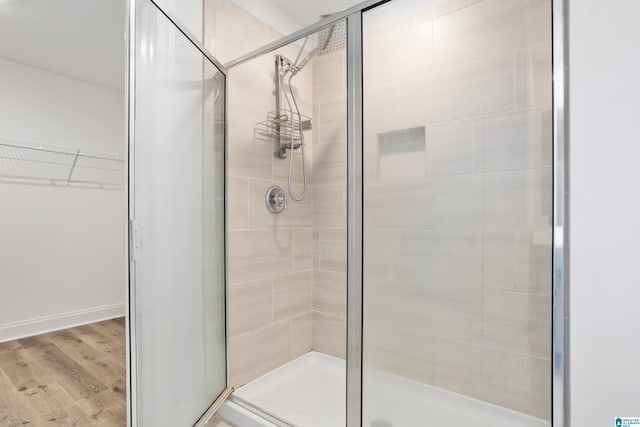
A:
[362,0,552,426]
[132,0,226,425]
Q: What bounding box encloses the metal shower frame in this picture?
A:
[125,0,570,425]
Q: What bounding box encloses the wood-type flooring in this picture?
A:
[0,318,126,426]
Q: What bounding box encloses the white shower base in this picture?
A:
[226,351,549,427]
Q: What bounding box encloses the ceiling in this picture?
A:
[267,0,363,26]
[0,0,126,92]
[0,0,361,91]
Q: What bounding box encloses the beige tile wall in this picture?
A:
[206,0,317,388]
[207,0,349,389]
[362,0,552,420]
[204,0,282,64]
[311,47,347,359]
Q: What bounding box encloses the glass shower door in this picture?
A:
[361,0,553,425]
[129,0,227,425]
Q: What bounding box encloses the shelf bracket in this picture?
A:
[67,149,81,182]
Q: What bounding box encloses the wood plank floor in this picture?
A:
[0,318,126,426]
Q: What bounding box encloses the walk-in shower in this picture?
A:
[126,0,566,425]
[223,0,559,424]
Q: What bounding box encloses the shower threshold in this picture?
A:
[219,352,549,427]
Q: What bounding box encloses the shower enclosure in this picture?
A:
[126,0,567,425]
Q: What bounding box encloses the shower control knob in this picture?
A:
[265,185,287,214]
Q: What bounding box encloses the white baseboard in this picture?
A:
[0,303,125,343]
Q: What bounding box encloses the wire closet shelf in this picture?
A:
[0,137,124,189]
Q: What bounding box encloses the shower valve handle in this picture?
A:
[265,185,287,214]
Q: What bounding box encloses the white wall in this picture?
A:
[569,0,640,424]
[0,57,125,341]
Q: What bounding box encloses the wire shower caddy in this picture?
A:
[254,109,312,148]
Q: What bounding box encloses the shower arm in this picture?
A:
[292,36,310,69]
[292,49,316,73]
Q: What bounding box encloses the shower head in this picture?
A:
[291,18,347,73]
[317,17,347,55]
